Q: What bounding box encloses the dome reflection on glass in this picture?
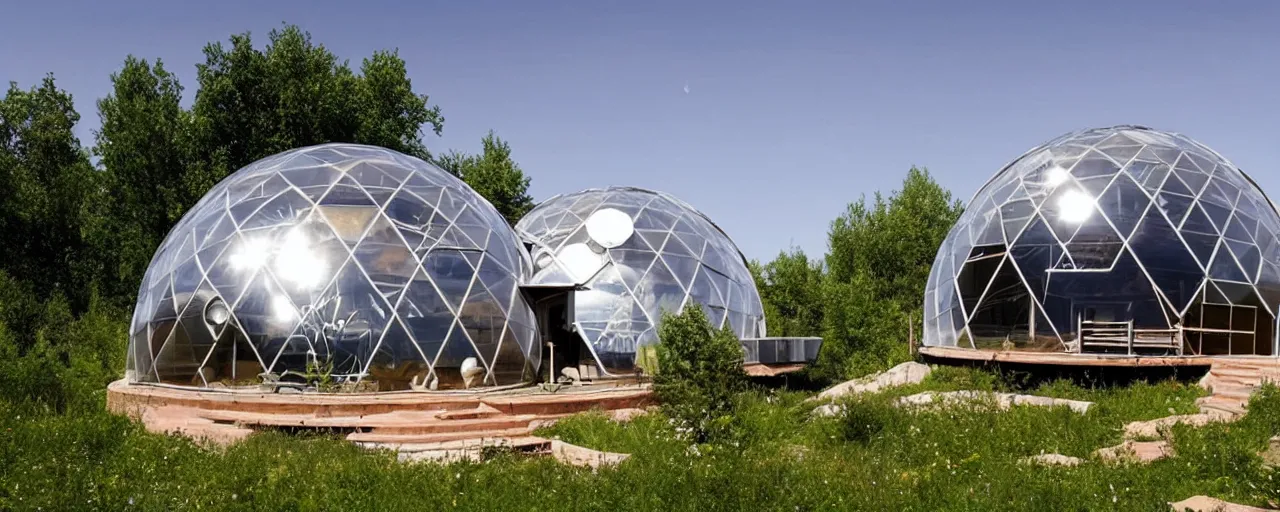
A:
[516,187,765,374]
[925,125,1280,357]
[126,144,540,391]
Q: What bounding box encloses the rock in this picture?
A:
[1169,495,1275,511]
[398,448,481,464]
[1123,411,1235,440]
[1019,453,1083,467]
[1095,440,1173,464]
[1262,436,1280,468]
[896,391,1093,414]
[814,362,932,401]
[549,440,629,470]
[1197,396,1248,417]
[1197,371,1215,393]
[277,387,303,394]
[813,403,845,417]
[608,408,648,422]
[561,367,581,382]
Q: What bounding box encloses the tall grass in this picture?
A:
[2,368,1276,510]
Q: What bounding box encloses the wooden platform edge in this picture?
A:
[106,379,655,419]
[917,346,1225,367]
[743,363,808,377]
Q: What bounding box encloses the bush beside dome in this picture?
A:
[127,143,540,391]
[924,125,1280,357]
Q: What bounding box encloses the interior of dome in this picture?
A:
[924,125,1280,358]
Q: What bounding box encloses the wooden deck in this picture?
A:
[918,346,1226,367]
[106,379,654,450]
[743,362,808,377]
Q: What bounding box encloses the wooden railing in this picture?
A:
[1076,314,1182,355]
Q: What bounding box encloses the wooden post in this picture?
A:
[1127,320,1134,356]
[1076,312,1082,354]
[908,312,916,356]
[546,341,555,386]
[1028,302,1036,346]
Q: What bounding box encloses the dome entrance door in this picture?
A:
[523,285,597,383]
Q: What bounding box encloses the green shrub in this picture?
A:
[0,271,127,412]
[839,397,901,444]
[653,306,748,443]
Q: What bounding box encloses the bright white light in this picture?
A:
[282,228,308,247]
[558,243,604,282]
[1046,166,1069,187]
[228,236,271,271]
[1056,189,1094,223]
[274,228,326,290]
[585,208,634,248]
[271,295,297,323]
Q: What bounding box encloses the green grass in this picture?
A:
[2,367,1277,511]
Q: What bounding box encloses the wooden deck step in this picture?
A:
[435,404,504,420]
[347,426,537,445]
[1210,367,1274,379]
[365,415,539,435]
[1196,396,1248,417]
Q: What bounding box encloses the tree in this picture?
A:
[0,24,475,408]
[189,24,443,181]
[92,57,195,302]
[751,248,825,337]
[91,24,453,306]
[435,131,535,225]
[0,76,102,311]
[819,167,962,378]
[354,50,443,159]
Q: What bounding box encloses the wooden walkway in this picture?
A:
[106,379,654,455]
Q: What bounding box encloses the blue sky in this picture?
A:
[3,1,1278,261]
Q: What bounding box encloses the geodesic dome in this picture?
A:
[515,187,765,375]
[925,125,1280,357]
[127,143,540,391]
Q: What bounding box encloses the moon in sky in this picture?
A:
[683,83,690,94]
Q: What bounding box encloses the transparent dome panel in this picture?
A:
[925,126,1280,357]
[516,187,765,374]
[127,144,540,391]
